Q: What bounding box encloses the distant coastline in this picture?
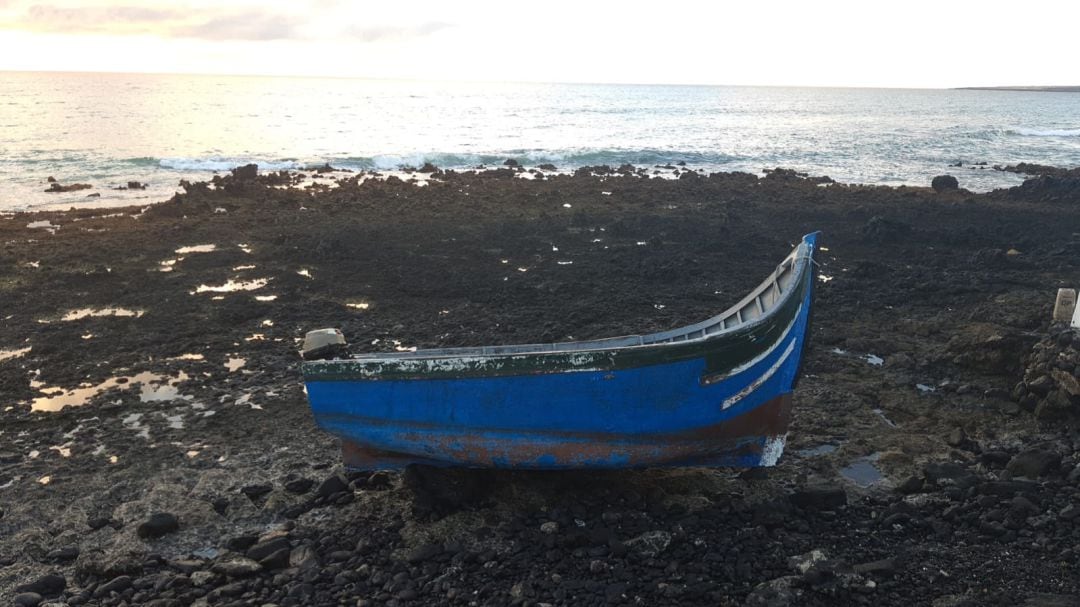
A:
[959,85,1080,93]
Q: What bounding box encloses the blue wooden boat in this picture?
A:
[302,232,819,470]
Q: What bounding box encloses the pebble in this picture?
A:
[137,513,180,539]
[14,593,43,607]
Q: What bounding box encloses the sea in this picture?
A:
[2,71,1079,212]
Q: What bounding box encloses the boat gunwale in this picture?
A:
[304,234,816,368]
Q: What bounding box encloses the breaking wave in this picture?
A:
[1011,128,1080,137]
[140,150,743,173]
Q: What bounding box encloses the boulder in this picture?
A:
[137,513,179,539]
[931,175,959,192]
[230,164,258,180]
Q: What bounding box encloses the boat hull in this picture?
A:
[304,233,817,470]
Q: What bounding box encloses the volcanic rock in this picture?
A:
[931,174,959,192]
[137,513,179,539]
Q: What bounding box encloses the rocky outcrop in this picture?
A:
[44,182,92,193]
[931,175,959,192]
[1014,324,1080,420]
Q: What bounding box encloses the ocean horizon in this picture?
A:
[2,70,1079,211]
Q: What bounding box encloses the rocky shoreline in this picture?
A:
[2,165,1079,606]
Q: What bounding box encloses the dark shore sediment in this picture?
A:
[1,165,1079,606]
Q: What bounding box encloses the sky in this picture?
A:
[0,0,1076,88]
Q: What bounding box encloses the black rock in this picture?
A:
[93,575,133,598]
[241,483,273,501]
[226,534,259,552]
[1006,448,1061,478]
[137,513,179,539]
[46,546,79,561]
[407,543,443,563]
[211,497,229,515]
[896,475,925,494]
[231,164,258,180]
[14,592,42,607]
[88,517,113,530]
[258,548,291,570]
[15,573,66,596]
[316,474,348,498]
[284,478,315,494]
[923,462,978,489]
[980,480,1039,496]
[931,174,959,192]
[789,487,847,510]
[853,558,896,574]
[246,537,291,562]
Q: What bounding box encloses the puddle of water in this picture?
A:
[238,243,252,254]
[186,450,200,458]
[654,304,666,310]
[27,220,58,234]
[81,334,94,340]
[225,357,246,372]
[31,370,191,412]
[254,295,278,302]
[872,408,898,427]
[194,278,269,293]
[26,260,40,268]
[245,334,266,341]
[49,444,72,457]
[234,265,256,271]
[830,347,848,355]
[557,261,574,265]
[109,455,118,464]
[61,308,144,321]
[840,453,884,487]
[863,354,884,366]
[29,449,40,458]
[38,475,51,485]
[798,444,839,457]
[170,353,204,361]
[297,269,313,279]
[346,302,370,310]
[516,267,528,273]
[261,319,274,327]
[175,244,216,254]
[916,383,936,393]
[563,203,573,208]
[818,275,834,283]
[636,241,647,246]
[0,347,31,362]
[159,258,180,272]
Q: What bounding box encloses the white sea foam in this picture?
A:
[1012,128,1080,137]
[159,157,302,171]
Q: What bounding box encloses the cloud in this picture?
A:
[6,4,453,43]
[171,11,302,41]
[18,4,184,34]
[340,20,453,43]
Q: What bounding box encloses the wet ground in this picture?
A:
[1,165,1079,606]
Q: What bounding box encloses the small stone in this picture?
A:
[45,546,79,561]
[258,548,291,570]
[406,543,442,563]
[946,427,967,447]
[788,550,828,574]
[14,593,42,607]
[137,513,179,539]
[246,537,290,562]
[211,557,262,577]
[540,521,559,534]
[190,571,215,586]
[284,478,314,494]
[852,558,896,575]
[1006,448,1061,478]
[241,483,273,501]
[789,487,847,510]
[289,545,319,570]
[15,574,66,596]
[316,474,348,497]
[93,575,133,598]
[624,530,672,557]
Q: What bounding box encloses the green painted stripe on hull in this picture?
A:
[304,267,809,383]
